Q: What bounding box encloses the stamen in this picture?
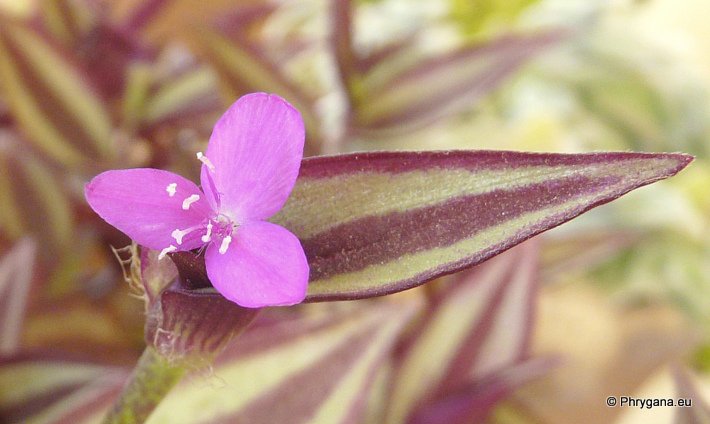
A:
[201,222,213,243]
[171,229,186,245]
[196,152,216,172]
[158,245,177,260]
[166,183,177,197]
[219,235,232,254]
[170,224,203,245]
[182,194,200,210]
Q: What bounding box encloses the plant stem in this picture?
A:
[103,347,186,424]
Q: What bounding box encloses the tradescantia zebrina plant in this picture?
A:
[82,92,693,423]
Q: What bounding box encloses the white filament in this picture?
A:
[201,222,213,243]
[196,152,215,172]
[158,245,177,260]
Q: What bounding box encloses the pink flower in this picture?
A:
[85,93,309,308]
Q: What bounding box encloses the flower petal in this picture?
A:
[85,169,211,250]
[205,221,309,308]
[201,93,305,221]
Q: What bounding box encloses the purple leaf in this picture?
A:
[385,242,541,423]
[194,28,323,154]
[673,365,710,424]
[146,301,418,423]
[0,239,36,355]
[119,0,172,32]
[0,19,114,166]
[0,149,74,249]
[278,150,692,301]
[352,31,565,135]
[541,229,639,281]
[145,282,259,361]
[330,0,359,107]
[0,353,127,424]
[409,357,558,424]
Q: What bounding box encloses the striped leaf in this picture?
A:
[0,149,73,250]
[169,151,691,302]
[540,230,638,282]
[113,0,172,32]
[408,357,556,424]
[673,366,710,424]
[0,354,127,424]
[281,150,692,301]
[2,302,415,424]
[143,301,417,423]
[0,239,36,356]
[0,20,113,166]
[141,65,219,126]
[352,32,563,135]
[385,242,542,423]
[23,296,144,364]
[331,0,360,108]
[144,281,259,361]
[193,28,323,153]
[38,0,89,46]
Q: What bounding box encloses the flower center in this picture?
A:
[159,153,238,260]
[162,214,237,260]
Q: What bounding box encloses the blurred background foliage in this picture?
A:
[0,0,709,423]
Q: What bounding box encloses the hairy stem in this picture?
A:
[103,347,185,424]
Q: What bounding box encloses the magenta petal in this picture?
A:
[205,221,309,308]
[85,169,211,250]
[201,93,305,221]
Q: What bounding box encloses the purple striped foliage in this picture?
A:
[0,147,73,251]
[117,0,173,32]
[540,229,639,282]
[141,234,257,361]
[167,150,691,303]
[0,18,114,166]
[408,357,557,424]
[287,150,691,300]
[34,0,87,47]
[0,353,128,424]
[0,239,36,356]
[144,281,259,362]
[329,0,565,137]
[145,300,417,424]
[192,27,323,155]
[673,366,710,424]
[350,31,563,135]
[2,301,417,424]
[0,13,220,254]
[385,242,550,423]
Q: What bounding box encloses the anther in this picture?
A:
[171,229,186,245]
[166,183,177,197]
[158,245,177,260]
[219,235,232,254]
[201,222,213,243]
[182,194,200,210]
[196,152,216,172]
